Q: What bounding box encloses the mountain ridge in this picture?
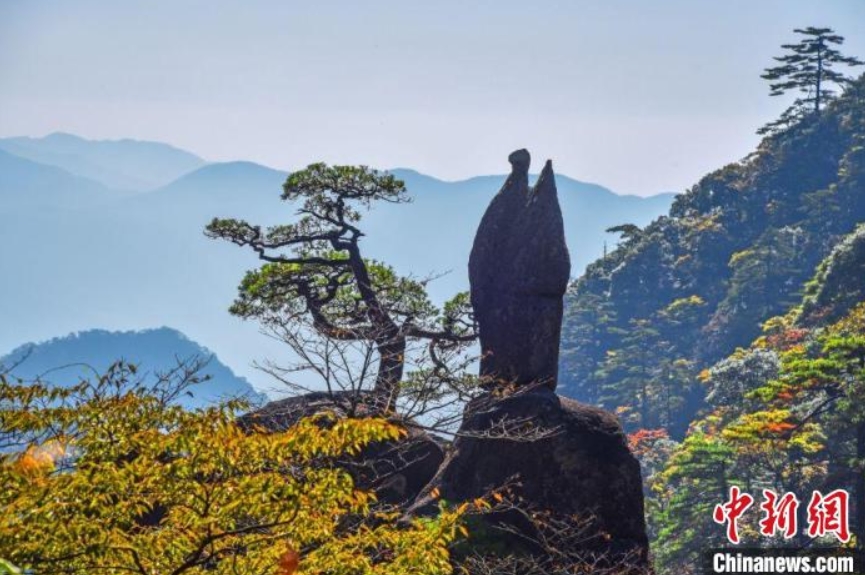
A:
[0,148,115,210]
[0,132,673,200]
[0,132,206,191]
[388,167,675,200]
[1,326,267,408]
[0,133,676,391]
[560,73,865,438]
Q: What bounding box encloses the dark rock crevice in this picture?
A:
[240,391,445,505]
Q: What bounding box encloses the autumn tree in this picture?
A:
[649,303,865,572]
[0,362,464,574]
[751,304,865,547]
[206,164,478,420]
[760,27,863,133]
[628,428,678,554]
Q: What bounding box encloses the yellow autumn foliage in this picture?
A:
[0,363,463,575]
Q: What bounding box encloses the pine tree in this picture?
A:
[759,27,862,134]
[206,163,477,415]
[654,431,736,574]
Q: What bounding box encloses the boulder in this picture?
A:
[240,391,445,505]
[417,388,648,564]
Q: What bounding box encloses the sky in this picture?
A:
[1,0,864,196]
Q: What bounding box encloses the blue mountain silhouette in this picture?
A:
[0,135,674,391]
[1,327,266,409]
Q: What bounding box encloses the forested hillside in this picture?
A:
[646,222,865,573]
[560,74,865,438]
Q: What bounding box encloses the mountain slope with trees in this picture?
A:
[647,222,865,573]
[560,70,865,438]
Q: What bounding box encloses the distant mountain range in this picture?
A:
[0,148,117,210]
[0,133,675,392]
[0,132,205,191]
[0,327,266,409]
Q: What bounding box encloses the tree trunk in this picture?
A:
[375,334,406,413]
[815,39,824,115]
[343,241,406,413]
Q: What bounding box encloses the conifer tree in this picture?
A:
[760,27,862,134]
[206,164,477,416]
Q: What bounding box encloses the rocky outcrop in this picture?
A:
[468,149,570,390]
[240,391,444,505]
[425,389,647,559]
[415,150,649,570]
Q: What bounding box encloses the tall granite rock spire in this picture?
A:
[468,149,570,389]
[413,150,649,572]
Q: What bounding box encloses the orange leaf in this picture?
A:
[277,547,300,575]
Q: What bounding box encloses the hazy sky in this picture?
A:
[2,1,864,196]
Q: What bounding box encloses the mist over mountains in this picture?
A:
[0,132,205,191]
[0,133,674,393]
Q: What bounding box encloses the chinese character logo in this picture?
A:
[715,486,852,544]
[714,486,755,544]
[806,489,850,543]
[759,489,799,539]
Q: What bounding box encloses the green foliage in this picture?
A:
[606,223,642,241]
[653,431,734,573]
[711,226,807,348]
[800,223,865,325]
[231,256,439,332]
[595,299,703,433]
[704,348,780,408]
[559,59,865,573]
[0,364,464,575]
[650,297,865,573]
[282,163,409,215]
[560,291,617,406]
